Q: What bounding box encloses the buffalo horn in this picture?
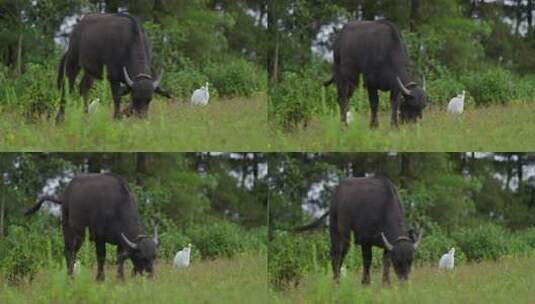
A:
[381,233,394,251]
[152,70,164,90]
[397,77,412,95]
[121,233,138,249]
[123,67,134,87]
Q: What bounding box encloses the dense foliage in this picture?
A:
[268,153,535,288]
[268,0,535,127]
[0,153,268,282]
[0,0,267,119]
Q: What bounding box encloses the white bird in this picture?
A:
[346,111,354,125]
[191,82,210,106]
[88,98,100,113]
[173,243,192,269]
[438,247,455,271]
[447,90,465,114]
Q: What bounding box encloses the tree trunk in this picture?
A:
[267,0,280,84]
[0,188,5,239]
[16,32,22,76]
[528,0,533,35]
[410,0,420,32]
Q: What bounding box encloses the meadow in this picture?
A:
[271,256,535,304]
[0,253,268,304]
[0,93,268,151]
[270,102,535,151]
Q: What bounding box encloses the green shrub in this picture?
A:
[269,70,331,129]
[268,231,308,289]
[0,222,63,282]
[203,57,266,97]
[453,223,509,262]
[187,220,244,259]
[462,68,515,106]
[416,227,467,265]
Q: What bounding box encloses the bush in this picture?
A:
[0,222,63,282]
[268,231,308,289]
[416,227,467,265]
[269,69,334,129]
[461,67,516,106]
[453,223,510,262]
[186,220,245,259]
[203,57,266,97]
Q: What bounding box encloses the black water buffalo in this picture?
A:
[25,173,158,281]
[296,176,422,285]
[56,13,170,123]
[325,20,427,128]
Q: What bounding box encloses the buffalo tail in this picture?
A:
[24,196,63,216]
[294,211,330,232]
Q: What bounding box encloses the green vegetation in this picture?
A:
[268,1,535,150]
[268,153,535,288]
[269,103,535,151]
[271,256,535,303]
[0,153,268,284]
[0,0,267,151]
[0,254,268,304]
[0,93,268,151]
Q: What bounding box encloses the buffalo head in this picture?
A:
[123,67,163,118]
[397,77,426,123]
[381,230,422,281]
[121,226,159,276]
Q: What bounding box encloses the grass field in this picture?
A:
[0,253,268,304]
[0,93,268,151]
[270,103,535,151]
[270,256,535,303]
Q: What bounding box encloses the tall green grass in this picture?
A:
[0,253,268,304]
[271,256,535,303]
[270,103,535,151]
[0,93,268,151]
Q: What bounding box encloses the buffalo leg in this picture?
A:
[116,246,127,280]
[390,91,400,128]
[361,245,372,285]
[80,74,94,113]
[368,88,379,128]
[95,241,106,281]
[382,249,391,286]
[63,228,82,278]
[330,229,350,281]
[110,82,123,119]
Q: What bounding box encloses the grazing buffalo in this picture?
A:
[296,176,422,285]
[325,20,427,127]
[56,13,170,123]
[25,173,158,281]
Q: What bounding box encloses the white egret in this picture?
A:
[191,82,210,106]
[447,90,465,114]
[438,247,455,271]
[173,243,192,269]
